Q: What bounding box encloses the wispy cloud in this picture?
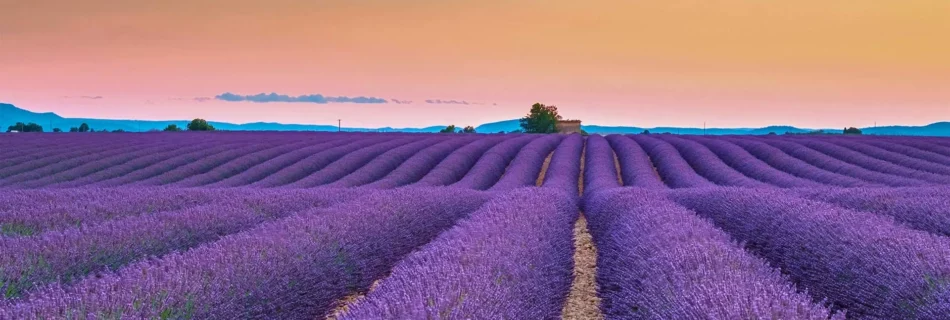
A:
[215,92,388,104]
[193,97,212,102]
[391,99,414,104]
[62,95,104,100]
[425,99,471,105]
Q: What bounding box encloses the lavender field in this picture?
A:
[2,131,950,319]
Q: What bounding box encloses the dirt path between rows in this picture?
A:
[536,150,555,187]
[562,214,603,320]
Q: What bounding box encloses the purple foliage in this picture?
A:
[857,139,950,168]
[780,137,950,184]
[207,139,353,187]
[49,142,222,188]
[326,136,452,188]
[0,188,488,319]
[604,135,666,189]
[171,140,319,187]
[0,142,142,184]
[489,134,564,191]
[0,188,216,235]
[629,135,716,188]
[797,187,950,237]
[723,137,873,187]
[413,135,520,187]
[451,135,537,190]
[585,188,841,319]
[757,138,930,186]
[91,143,249,187]
[129,143,280,186]
[655,135,769,187]
[822,138,950,176]
[541,134,584,194]
[338,188,576,319]
[583,135,621,193]
[285,137,422,188]
[250,137,389,187]
[689,136,823,188]
[362,136,485,189]
[0,189,358,300]
[671,188,950,318]
[11,142,181,188]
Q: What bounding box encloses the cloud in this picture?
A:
[391,99,414,104]
[215,92,388,104]
[425,99,471,105]
[193,97,212,102]
[62,95,104,100]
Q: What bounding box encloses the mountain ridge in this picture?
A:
[3,102,949,136]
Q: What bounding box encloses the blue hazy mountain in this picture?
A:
[2,102,948,136]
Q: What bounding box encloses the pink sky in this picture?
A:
[2,0,948,128]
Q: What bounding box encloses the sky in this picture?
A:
[1,0,948,128]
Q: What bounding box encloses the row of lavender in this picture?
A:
[4,132,950,189]
[580,140,950,319]
[0,135,591,318]
[0,135,587,317]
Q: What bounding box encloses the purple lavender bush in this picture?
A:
[629,135,715,188]
[0,187,488,319]
[338,187,576,320]
[671,188,950,318]
[604,135,666,189]
[585,188,841,319]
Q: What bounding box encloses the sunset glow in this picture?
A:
[2,0,948,128]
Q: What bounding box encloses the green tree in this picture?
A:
[641,129,651,135]
[78,123,90,133]
[53,128,62,132]
[6,122,43,132]
[112,129,125,133]
[163,124,183,132]
[187,119,215,131]
[519,103,562,133]
[439,125,458,133]
[69,127,79,132]
[843,127,862,135]
[462,126,476,133]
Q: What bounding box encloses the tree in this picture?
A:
[462,126,476,133]
[69,127,79,133]
[519,103,562,133]
[78,123,90,133]
[53,128,62,133]
[767,132,777,135]
[843,127,862,135]
[6,122,43,132]
[112,129,125,133]
[439,125,458,133]
[163,124,183,132]
[187,119,215,131]
[641,129,651,135]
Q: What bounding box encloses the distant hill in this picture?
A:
[2,102,949,136]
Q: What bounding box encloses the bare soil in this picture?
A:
[561,214,604,320]
[536,151,555,187]
[325,280,381,320]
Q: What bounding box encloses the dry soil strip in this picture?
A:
[561,214,604,320]
[578,139,587,196]
[325,280,381,320]
[613,149,624,186]
[536,150,556,187]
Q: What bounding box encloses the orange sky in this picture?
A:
[1,0,948,128]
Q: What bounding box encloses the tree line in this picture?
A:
[4,119,216,133]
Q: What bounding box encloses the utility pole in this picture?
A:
[338,119,341,132]
[703,122,706,136]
